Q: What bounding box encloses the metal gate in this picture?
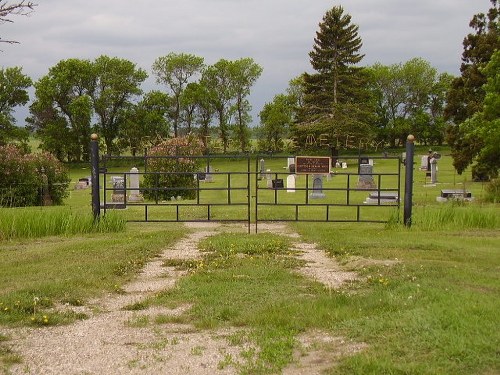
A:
[91,149,401,232]
[254,155,401,229]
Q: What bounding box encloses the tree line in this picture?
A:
[1,1,498,180]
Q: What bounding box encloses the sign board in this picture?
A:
[295,156,331,174]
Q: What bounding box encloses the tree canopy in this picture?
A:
[445,0,499,178]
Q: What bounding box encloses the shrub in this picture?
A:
[484,178,500,203]
[0,145,70,207]
[142,135,204,201]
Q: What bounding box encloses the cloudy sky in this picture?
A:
[2,0,493,125]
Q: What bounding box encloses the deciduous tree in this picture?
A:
[152,53,204,137]
[445,0,499,178]
[0,66,31,145]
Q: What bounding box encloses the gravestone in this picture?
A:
[272,179,284,189]
[286,175,296,193]
[75,177,90,190]
[364,191,399,204]
[111,176,125,203]
[287,157,295,172]
[430,157,438,184]
[205,165,213,183]
[420,155,429,170]
[341,162,348,169]
[259,159,265,180]
[309,175,325,199]
[128,167,143,202]
[266,169,273,188]
[357,164,376,189]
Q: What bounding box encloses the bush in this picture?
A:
[484,178,500,203]
[0,145,71,207]
[142,135,204,201]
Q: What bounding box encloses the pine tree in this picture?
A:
[295,6,373,147]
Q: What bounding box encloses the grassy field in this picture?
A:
[0,148,499,373]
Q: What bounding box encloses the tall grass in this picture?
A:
[387,204,499,231]
[0,208,125,240]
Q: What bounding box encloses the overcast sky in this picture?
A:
[2,0,493,126]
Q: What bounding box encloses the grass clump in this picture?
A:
[0,207,125,240]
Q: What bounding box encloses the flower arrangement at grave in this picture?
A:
[0,144,71,207]
[142,135,204,201]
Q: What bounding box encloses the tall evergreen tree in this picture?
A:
[445,0,499,178]
[295,6,373,147]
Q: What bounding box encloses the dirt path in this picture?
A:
[6,223,365,375]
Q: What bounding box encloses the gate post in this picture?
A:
[403,134,415,227]
[90,134,101,221]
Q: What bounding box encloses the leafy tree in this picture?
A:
[367,58,448,146]
[28,58,94,161]
[456,50,500,180]
[201,59,235,153]
[185,82,215,148]
[118,90,171,156]
[295,5,372,148]
[258,94,293,152]
[445,0,499,176]
[231,57,262,152]
[0,66,31,145]
[91,55,148,154]
[152,53,204,137]
[0,0,36,44]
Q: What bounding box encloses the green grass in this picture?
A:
[0,207,125,240]
[143,223,500,374]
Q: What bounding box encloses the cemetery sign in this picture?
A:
[295,156,331,174]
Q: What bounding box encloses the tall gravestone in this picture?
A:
[128,167,143,202]
[286,175,296,193]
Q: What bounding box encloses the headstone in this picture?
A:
[287,157,295,171]
[420,155,429,170]
[128,167,143,202]
[272,179,284,189]
[289,164,296,174]
[75,178,89,190]
[341,162,348,169]
[335,161,341,168]
[111,176,125,203]
[266,169,273,188]
[364,191,399,204]
[197,172,206,181]
[205,165,213,183]
[286,175,296,193]
[357,164,376,189]
[309,175,325,199]
[436,189,474,202]
[259,159,265,180]
[430,156,438,184]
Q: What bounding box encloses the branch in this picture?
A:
[0,1,37,44]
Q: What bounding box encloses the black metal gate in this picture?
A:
[91,149,401,232]
[254,154,401,229]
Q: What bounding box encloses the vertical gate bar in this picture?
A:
[145,205,148,222]
[227,173,231,204]
[378,174,382,205]
[305,174,309,204]
[208,204,211,221]
[247,156,251,234]
[295,205,299,221]
[346,175,350,204]
[90,134,100,221]
[397,155,402,209]
[326,204,329,221]
[255,157,259,233]
[274,173,278,204]
[197,173,200,205]
[404,135,415,227]
[176,204,179,221]
[357,205,360,222]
